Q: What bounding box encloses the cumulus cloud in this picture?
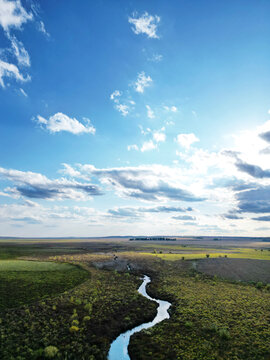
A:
[176,133,199,149]
[236,186,270,214]
[153,130,166,143]
[141,140,157,152]
[235,159,270,179]
[128,12,160,39]
[134,71,152,93]
[35,112,96,135]
[73,164,204,202]
[0,166,102,201]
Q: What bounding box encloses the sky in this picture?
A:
[1,0,270,237]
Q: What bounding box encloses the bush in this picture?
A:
[218,328,230,340]
[44,345,59,358]
[206,254,210,258]
[256,282,263,290]
[184,321,193,328]
[69,325,79,333]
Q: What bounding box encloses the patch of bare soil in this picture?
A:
[196,258,270,283]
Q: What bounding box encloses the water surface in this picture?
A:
[108,275,171,360]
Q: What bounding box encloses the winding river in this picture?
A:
[108,275,171,360]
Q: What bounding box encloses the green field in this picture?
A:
[142,247,270,261]
[0,260,89,309]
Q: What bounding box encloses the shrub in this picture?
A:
[256,282,263,290]
[184,321,193,328]
[208,323,219,333]
[206,254,210,258]
[182,256,185,260]
[84,303,92,314]
[44,345,59,358]
[83,315,91,322]
[69,325,79,333]
[218,328,230,340]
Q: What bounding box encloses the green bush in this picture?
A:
[218,328,230,340]
[44,345,59,358]
[256,282,263,290]
[69,325,79,333]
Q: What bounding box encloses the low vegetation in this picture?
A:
[0,242,269,359]
[129,258,270,360]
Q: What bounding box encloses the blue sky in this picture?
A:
[1,0,270,237]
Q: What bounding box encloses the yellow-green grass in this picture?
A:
[0,260,75,271]
[141,247,270,261]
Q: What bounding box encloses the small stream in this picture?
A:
[108,275,171,360]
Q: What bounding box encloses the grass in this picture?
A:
[0,260,89,309]
[0,260,75,271]
[142,247,270,261]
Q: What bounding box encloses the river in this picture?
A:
[108,275,171,360]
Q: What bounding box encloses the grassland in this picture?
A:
[0,241,269,359]
[142,246,270,261]
[0,260,89,309]
[128,256,270,360]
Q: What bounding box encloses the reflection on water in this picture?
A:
[108,275,171,360]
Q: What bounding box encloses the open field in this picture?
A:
[196,258,270,283]
[0,260,89,309]
[0,240,269,359]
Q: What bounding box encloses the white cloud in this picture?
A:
[176,133,199,149]
[0,166,102,201]
[127,144,139,151]
[153,131,166,143]
[148,53,163,62]
[164,105,178,112]
[110,89,121,101]
[146,104,155,119]
[115,103,129,116]
[9,34,30,66]
[38,20,49,37]
[19,87,27,96]
[35,112,96,135]
[0,0,33,31]
[134,71,152,93]
[128,12,160,39]
[141,140,157,152]
[0,59,30,87]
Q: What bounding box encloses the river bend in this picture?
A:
[108,275,171,360]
